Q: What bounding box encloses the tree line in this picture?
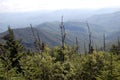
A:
[0,20,120,80]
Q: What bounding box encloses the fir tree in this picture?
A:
[0,27,24,73]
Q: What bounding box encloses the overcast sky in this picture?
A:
[0,0,120,12]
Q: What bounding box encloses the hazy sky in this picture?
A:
[0,0,120,12]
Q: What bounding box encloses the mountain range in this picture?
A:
[0,21,117,52]
[88,11,120,32]
[0,8,120,32]
[0,8,120,52]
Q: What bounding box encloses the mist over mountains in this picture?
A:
[0,21,104,50]
[0,8,120,32]
[0,8,120,51]
[1,0,120,79]
[88,11,120,32]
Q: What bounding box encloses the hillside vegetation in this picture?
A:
[0,22,108,52]
[0,9,120,80]
[0,27,120,80]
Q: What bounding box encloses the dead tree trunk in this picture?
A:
[86,22,93,54]
[60,16,66,49]
[30,24,38,50]
[84,41,87,54]
[30,24,44,53]
[75,37,79,53]
[117,36,120,55]
[103,33,106,52]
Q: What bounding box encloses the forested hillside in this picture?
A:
[1,0,120,79]
[0,25,120,80]
[0,21,108,52]
[0,8,120,80]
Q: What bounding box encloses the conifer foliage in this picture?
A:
[0,27,120,80]
[0,27,24,79]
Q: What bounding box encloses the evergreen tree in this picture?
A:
[0,27,24,73]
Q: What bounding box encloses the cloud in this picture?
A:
[0,0,120,12]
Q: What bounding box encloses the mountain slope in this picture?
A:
[88,11,120,32]
[0,8,119,32]
[0,22,105,52]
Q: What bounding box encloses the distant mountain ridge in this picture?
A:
[0,8,120,51]
[0,21,106,52]
[88,11,120,32]
[0,8,120,32]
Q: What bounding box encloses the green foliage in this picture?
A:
[0,27,120,80]
[0,27,24,79]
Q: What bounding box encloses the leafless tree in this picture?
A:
[75,37,79,53]
[60,16,66,49]
[86,22,93,54]
[30,24,44,53]
[84,41,87,54]
[103,33,106,51]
